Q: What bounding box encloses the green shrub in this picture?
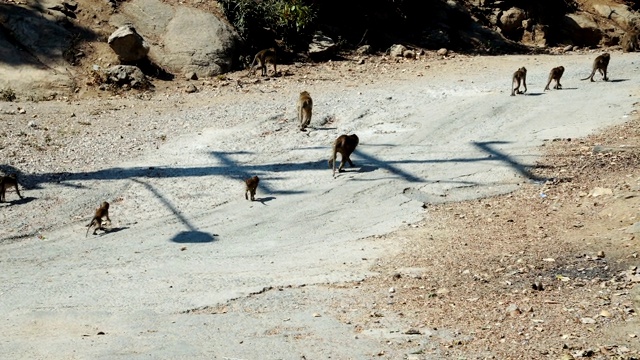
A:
[219,0,316,49]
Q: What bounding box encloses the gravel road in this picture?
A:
[1,52,638,359]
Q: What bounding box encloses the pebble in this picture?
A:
[580,317,596,324]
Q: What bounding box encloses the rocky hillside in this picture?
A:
[0,0,638,101]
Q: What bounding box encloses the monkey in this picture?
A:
[581,53,610,82]
[544,66,565,91]
[298,91,313,131]
[0,173,23,202]
[248,48,277,77]
[244,176,259,201]
[86,201,111,237]
[328,134,359,177]
[511,67,527,96]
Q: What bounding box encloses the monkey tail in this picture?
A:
[332,143,338,177]
[580,73,593,81]
[85,219,95,237]
[247,55,258,75]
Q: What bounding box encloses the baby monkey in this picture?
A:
[544,66,564,91]
[511,67,527,96]
[86,201,111,237]
[244,176,259,201]
[248,48,277,77]
[298,91,313,131]
[329,134,360,177]
[0,173,24,202]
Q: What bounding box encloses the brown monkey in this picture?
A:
[0,173,23,202]
[544,66,565,91]
[511,67,527,96]
[328,134,359,176]
[244,176,259,201]
[581,53,610,82]
[248,48,277,77]
[86,201,111,237]
[298,91,313,131]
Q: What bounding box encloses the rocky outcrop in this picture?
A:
[467,0,640,49]
[0,1,77,100]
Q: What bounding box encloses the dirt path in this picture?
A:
[1,52,639,359]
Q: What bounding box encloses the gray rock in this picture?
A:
[108,25,150,63]
[185,72,198,81]
[389,44,407,57]
[356,45,372,55]
[403,50,415,59]
[185,84,197,93]
[437,48,448,56]
[499,7,526,33]
[111,0,240,78]
[104,65,149,88]
[308,33,336,57]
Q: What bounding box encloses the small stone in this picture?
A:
[356,45,371,55]
[185,84,198,93]
[589,187,613,197]
[357,58,365,65]
[185,72,198,81]
[629,333,637,338]
[70,112,76,117]
[403,50,415,59]
[404,328,421,335]
[437,48,448,56]
[18,108,26,114]
[27,121,37,128]
[389,287,396,293]
[599,310,611,318]
[580,317,596,324]
[312,312,321,317]
[596,251,605,258]
[560,353,575,360]
[506,303,521,316]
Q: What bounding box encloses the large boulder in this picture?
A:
[499,7,526,33]
[110,0,240,78]
[592,4,640,31]
[561,13,603,46]
[108,25,150,63]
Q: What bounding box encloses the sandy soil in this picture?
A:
[0,51,639,359]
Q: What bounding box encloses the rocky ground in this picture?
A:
[1,51,639,359]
